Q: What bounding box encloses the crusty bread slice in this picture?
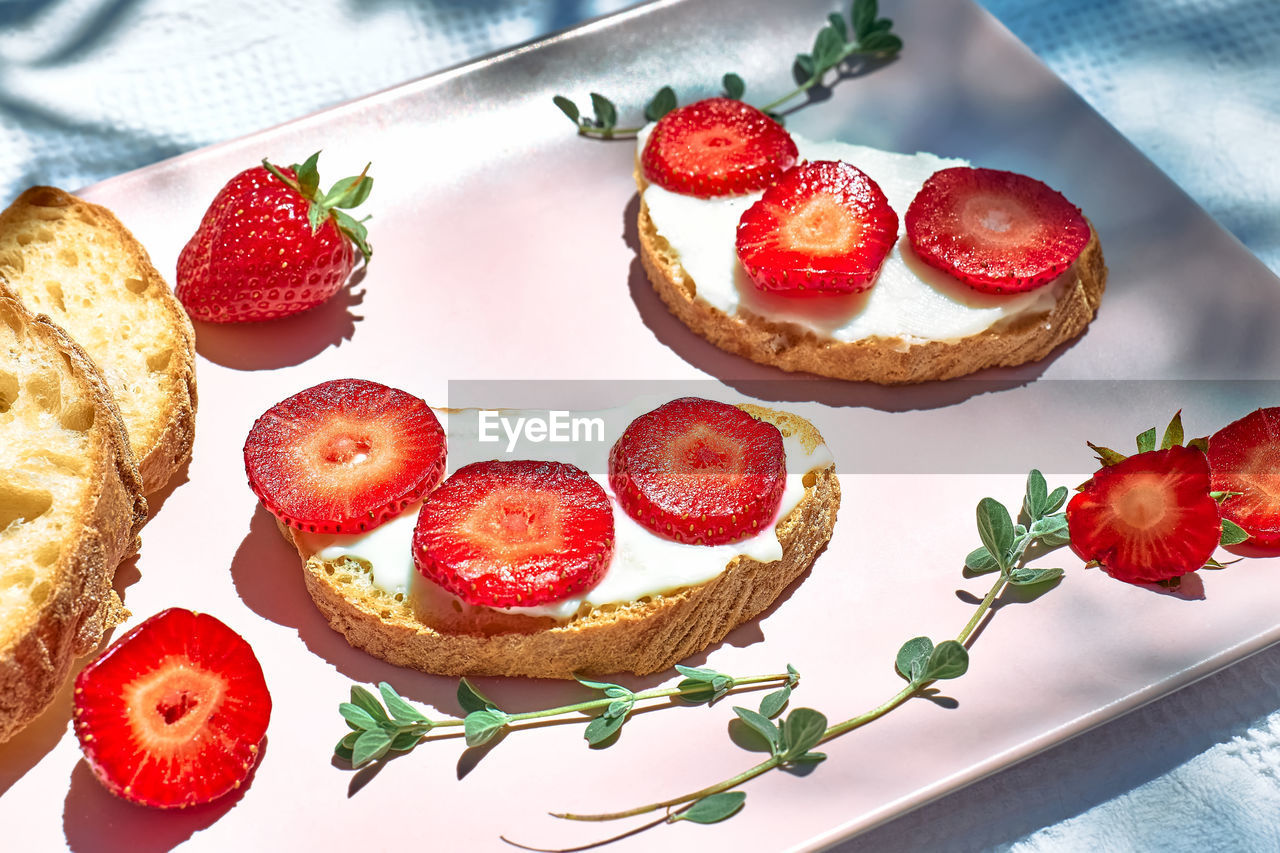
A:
[636,175,1107,385]
[0,295,147,743]
[0,187,196,493]
[279,405,839,678]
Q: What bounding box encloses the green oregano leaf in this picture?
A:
[339,702,378,731]
[896,636,933,683]
[463,709,509,748]
[733,706,782,754]
[1221,519,1249,546]
[723,72,745,100]
[605,698,633,719]
[1161,411,1185,450]
[1045,486,1070,515]
[378,683,427,725]
[852,0,877,39]
[644,85,677,122]
[964,545,1001,574]
[827,12,848,40]
[674,665,720,683]
[759,686,791,719]
[858,31,902,53]
[1030,514,1069,540]
[672,792,746,824]
[589,92,617,129]
[1136,427,1158,454]
[457,678,497,715]
[976,498,1014,571]
[574,676,616,692]
[552,95,580,124]
[781,708,827,760]
[813,25,845,71]
[584,712,628,746]
[1025,469,1049,520]
[923,641,969,681]
[794,53,816,84]
[785,664,800,687]
[389,731,424,752]
[349,686,388,723]
[352,728,393,767]
[1008,567,1065,586]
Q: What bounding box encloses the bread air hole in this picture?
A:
[25,371,60,413]
[29,581,50,605]
[0,249,23,274]
[44,281,66,312]
[0,485,53,530]
[125,277,147,294]
[0,370,18,413]
[60,400,94,432]
[147,348,172,373]
[1,568,35,591]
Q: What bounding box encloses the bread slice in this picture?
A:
[278,405,839,678]
[0,187,197,493]
[636,172,1107,386]
[0,295,147,743]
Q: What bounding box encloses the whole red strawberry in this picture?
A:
[176,152,373,322]
[73,608,271,809]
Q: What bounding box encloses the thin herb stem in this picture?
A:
[756,44,884,114]
[555,757,779,822]
[957,574,1009,646]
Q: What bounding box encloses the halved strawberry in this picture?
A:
[735,160,899,296]
[73,609,271,809]
[641,97,798,198]
[413,460,614,607]
[905,166,1090,293]
[1066,445,1221,583]
[244,378,446,534]
[1208,407,1280,546]
[609,398,786,545]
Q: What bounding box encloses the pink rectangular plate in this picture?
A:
[6,1,1280,850]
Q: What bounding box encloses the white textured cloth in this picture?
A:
[2,1,1279,851]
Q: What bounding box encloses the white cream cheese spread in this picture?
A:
[294,400,834,622]
[638,127,1071,344]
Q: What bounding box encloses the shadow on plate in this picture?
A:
[618,193,1080,411]
[191,271,366,371]
[61,739,266,852]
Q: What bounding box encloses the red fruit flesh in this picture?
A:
[609,397,786,545]
[244,378,446,534]
[905,166,1090,293]
[1066,445,1221,584]
[413,460,614,607]
[176,165,354,322]
[736,160,899,296]
[641,98,798,198]
[1208,407,1280,547]
[73,608,271,809]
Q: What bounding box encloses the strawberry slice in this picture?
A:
[609,398,786,545]
[735,160,899,296]
[641,97,798,198]
[905,166,1090,293]
[413,460,614,607]
[244,378,446,534]
[1066,445,1221,584]
[73,609,271,809]
[1208,407,1280,547]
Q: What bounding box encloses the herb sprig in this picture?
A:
[549,470,1069,830]
[552,0,902,138]
[335,665,799,767]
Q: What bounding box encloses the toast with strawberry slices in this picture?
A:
[0,295,147,743]
[635,99,1107,385]
[250,383,839,678]
[0,187,196,493]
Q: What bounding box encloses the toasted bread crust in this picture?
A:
[0,187,197,493]
[282,406,839,678]
[636,187,1107,385]
[0,295,147,743]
